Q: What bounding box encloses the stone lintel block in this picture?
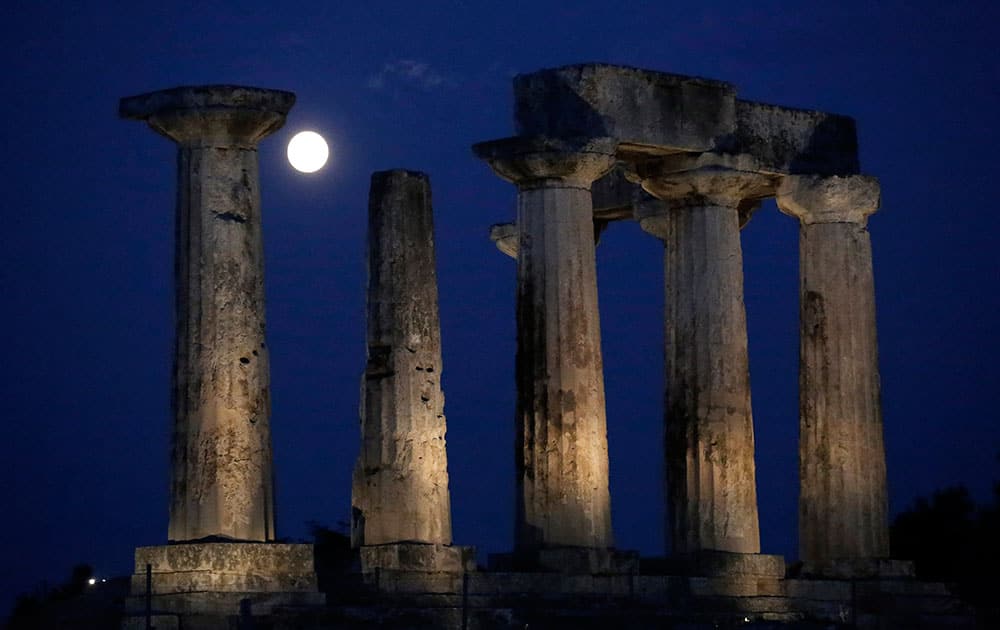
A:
[359,543,476,574]
[514,64,735,154]
[679,551,786,578]
[489,547,639,575]
[809,557,915,579]
[727,99,860,175]
[134,543,316,580]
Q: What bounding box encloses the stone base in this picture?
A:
[670,550,787,578]
[359,542,477,573]
[123,542,324,620]
[806,556,916,579]
[489,547,640,574]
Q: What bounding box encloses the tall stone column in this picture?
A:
[776,175,889,573]
[353,170,453,548]
[120,86,294,542]
[474,137,617,556]
[634,162,771,558]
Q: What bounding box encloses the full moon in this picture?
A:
[287,131,329,173]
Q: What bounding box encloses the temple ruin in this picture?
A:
[115,65,972,628]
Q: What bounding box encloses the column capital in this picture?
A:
[630,154,774,211]
[489,222,518,258]
[776,174,880,225]
[473,136,617,188]
[120,85,295,148]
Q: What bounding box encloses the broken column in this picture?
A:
[634,156,779,574]
[776,175,891,576]
[353,170,473,574]
[119,85,321,621]
[475,136,633,573]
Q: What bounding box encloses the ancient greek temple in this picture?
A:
[474,64,891,578]
[114,65,968,628]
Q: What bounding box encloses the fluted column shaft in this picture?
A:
[352,170,453,547]
[777,175,888,569]
[475,137,617,551]
[637,167,768,555]
[120,86,294,542]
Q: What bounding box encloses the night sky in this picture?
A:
[2,0,998,615]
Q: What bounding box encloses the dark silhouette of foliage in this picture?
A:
[891,461,1000,624]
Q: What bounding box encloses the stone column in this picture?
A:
[120,85,294,542]
[634,162,771,558]
[474,137,617,555]
[353,170,453,548]
[776,175,889,573]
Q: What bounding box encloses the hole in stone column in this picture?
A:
[239,357,250,364]
[252,350,259,356]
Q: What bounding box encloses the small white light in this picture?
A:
[101,578,107,583]
[87,578,96,586]
[743,616,751,623]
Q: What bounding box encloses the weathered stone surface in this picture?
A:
[353,170,453,547]
[727,100,860,175]
[776,175,889,574]
[125,543,321,620]
[120,85,294,148]
[489,222,518,258]
[513,64,735,154]
[490,548,639,575]
[636,162,767,556]
[134,543,316,579]
[120,85,293,542]
[475,137,617,555]
[680,551,786,578]
[359,542,476,574]
[125,590,324,616]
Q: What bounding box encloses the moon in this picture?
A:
[287,131,329,173]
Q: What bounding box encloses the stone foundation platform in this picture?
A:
[805,556,916,579]
[489,547,640,574]
[359,542,477,573]
[121,542,324,628]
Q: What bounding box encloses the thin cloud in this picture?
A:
[367,59,454,92]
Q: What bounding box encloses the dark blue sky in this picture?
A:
[2,0,998,614]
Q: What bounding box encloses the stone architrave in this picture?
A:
[634,159,773,556]
[120,85,294,542]
[474,136,617,553]
[776,174,889,572]
[353,170,454,548]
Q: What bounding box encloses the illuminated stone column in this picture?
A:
[634,162,770,557]
[353,170,453,548]
[474,137,617,554]
[120,85,294,542]
[777,175,889,572]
